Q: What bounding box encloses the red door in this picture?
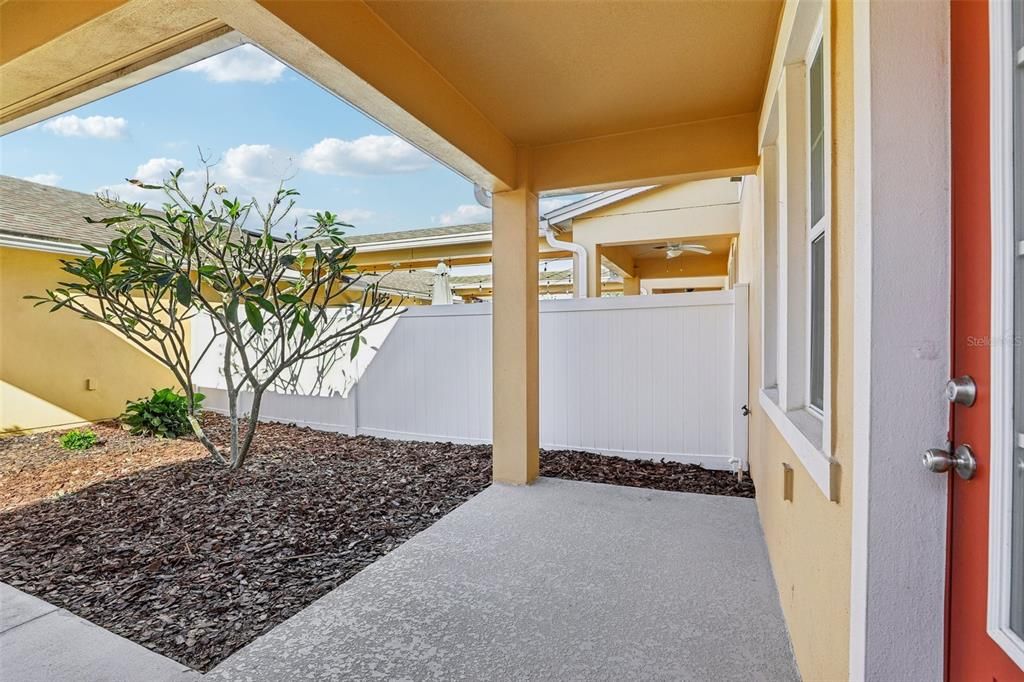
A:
[948,1,1023,680]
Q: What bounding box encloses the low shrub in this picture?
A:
[121,388,204,438]
[59,429,98,450]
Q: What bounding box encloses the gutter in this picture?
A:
[349,230,492,252]
[0,233,91,256]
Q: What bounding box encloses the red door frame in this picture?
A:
[948,1,1023,679]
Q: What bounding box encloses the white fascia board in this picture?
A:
[352,231,492,252]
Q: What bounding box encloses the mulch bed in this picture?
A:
[0,414,753,671]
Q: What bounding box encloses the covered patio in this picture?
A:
[207,478,796,681]
[2,1,821,679]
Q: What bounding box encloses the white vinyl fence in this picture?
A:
[194,285,749,470]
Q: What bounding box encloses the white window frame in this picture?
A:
[804,23,828,419]
[760,137,780,393]
[986,0,1024,668]
[757,0,838,502]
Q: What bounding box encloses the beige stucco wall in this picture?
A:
[737,2,855,679]
[571,179,741,247]
[0,246,179,433]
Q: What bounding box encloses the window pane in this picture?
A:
[1010,0,1024,640]
[810,234,825,411]
[809,41,825,227]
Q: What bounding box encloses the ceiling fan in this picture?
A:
[652,243,712,259]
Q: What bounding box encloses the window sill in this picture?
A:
[759,388,840,502]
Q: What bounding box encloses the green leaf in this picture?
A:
[226,297,240,323]
[254,296,275,314]
[245,300,265,332]
[174,275,192,306]
[127,179,162,190]
[278,293,303,305]
[350,334,360,359]
[301,310,315,341]
[83,215,133,225]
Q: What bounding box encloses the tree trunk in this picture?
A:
[224,331,240,468]
[230,388,264,470]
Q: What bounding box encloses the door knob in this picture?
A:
[922,444,977,480]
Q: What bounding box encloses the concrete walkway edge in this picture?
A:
[0,582,199,681]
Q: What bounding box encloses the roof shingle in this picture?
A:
[0,175,129,248]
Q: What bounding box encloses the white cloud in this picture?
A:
[299,135,432,176]
[337,208,374,224]
[42,115,127,139]
[21,173,61,186]
[96,146,294,208]
[436,203,490,226]
[434,195,586,227]
[219,144,292,189]
[134,157,186,184]
[183,44,286,84]
[539,196,575,215]
[96,157,188,203]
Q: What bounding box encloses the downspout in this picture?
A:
[475,183,588,299]
[542,221,587,299]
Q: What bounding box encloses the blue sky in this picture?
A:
[0,45,578,236]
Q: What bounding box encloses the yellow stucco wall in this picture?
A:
[0,246,179,433]
[570,179,741,247]
[568,179,741,295]
[738,2,854,679]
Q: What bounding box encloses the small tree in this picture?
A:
[29,169,400,468]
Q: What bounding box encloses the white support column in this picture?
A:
[491,152,540,485]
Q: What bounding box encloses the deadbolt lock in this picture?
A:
[945,376,977,407]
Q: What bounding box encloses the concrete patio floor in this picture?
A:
[209,477,797,681]
[0,582,199,681]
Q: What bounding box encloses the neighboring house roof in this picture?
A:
[346,222,488,245]
[346,222,491,251]
[0,175,128,251]
[0,175,434,300]
[362,270,434,298]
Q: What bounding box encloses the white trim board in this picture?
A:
[847,1,951,679]
[0,234,90,256]
[759,388,836,500]
[351,230,491,252]
[986,0,1024,668]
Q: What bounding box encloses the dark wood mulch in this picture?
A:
[0,414,753,671]
[540,450,755,497]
